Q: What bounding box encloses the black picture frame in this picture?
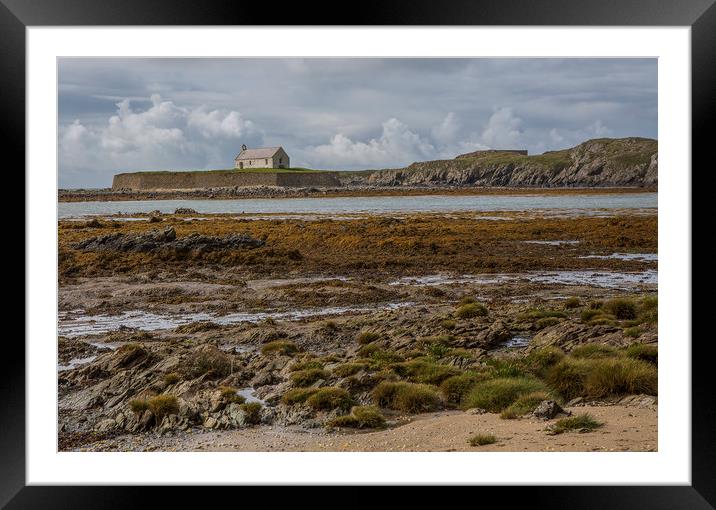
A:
[5,0,710,504]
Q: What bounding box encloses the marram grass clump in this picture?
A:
[356,331,380,345]
[570,343,618,359]
[289,359,324,372]
[390,359,461,385]
[240,402,262,425]
[129,398,150,415]
[281,388,318,405]
[602,298,637,320]
[546,357,657,400]
[468,433,497,446]
[332,362,369,377]
[455,302,488,319]
[500,391,552,419]
[306,387,353,411]
[261,340,298,356]
[372,381,442,413]
[327,405,386,429]
[218,386,246,404]
[129,394,180,422]
[439,371,491,404]
[548,413,603,435]
[147,394,179,423]
[461,376,549,412]
[290,368,330,387]
[624,343,658,365]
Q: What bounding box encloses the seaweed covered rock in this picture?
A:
[73,227,264,253]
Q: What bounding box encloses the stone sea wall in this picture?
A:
[112,171,342,190]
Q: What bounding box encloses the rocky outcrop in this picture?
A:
[526,321,645,352]
[73,227,265,253]
[350,137,657,187]
[456,320,512,349]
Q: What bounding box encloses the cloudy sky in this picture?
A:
[58,58,657,188]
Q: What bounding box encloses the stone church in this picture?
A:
[234,145,290,169]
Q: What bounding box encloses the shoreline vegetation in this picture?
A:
[58,205,658,452]
[58,185,657,203]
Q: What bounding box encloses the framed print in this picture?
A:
[6,0,712,503]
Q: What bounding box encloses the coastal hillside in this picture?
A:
[343,137,657,188]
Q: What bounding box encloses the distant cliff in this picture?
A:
[343,138,657,187]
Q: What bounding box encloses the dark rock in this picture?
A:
[532,400,568,420]
[73,227,265,253]
[462,320,512,349]
[250,368,278,388]
[527,322,625,352]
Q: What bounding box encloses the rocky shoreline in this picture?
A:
[58,185,656,203]
[58,207,658,452]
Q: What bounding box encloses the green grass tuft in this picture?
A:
[523,347,565,377]
[468,433,497,446]
[391,359,461,385]
[563,297,581,309]
[500,391,552,419]
[240,402,262,424]
[570,343,618,359]
[327,405,386,429]
[455,302,488,319]
[603,298,638,320]
[536,317,562,329]
[306,387,353,411]
[261,340,298,356]
[163,372,181,385]
[439,371,492,404]
[289,359,324,372]
[332,362,369,377]
[356,331,381,345]
[580,309,604,321]
[624,343,658,365]
[440,319,457,330]
[372,381,442,413]
[549,413,603,434]
[623,326,641,338]
[461,376,549,412]
[129,399,150,414]
[281,387,318,405]
[546,357,657,400]
[290,368,330,387]
[147,394,179,422]
[518,309,567,321]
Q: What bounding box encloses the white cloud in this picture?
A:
[480,107,523,148]
[59,95,263,186]
[549,128,564,144]
[431,112,461,145]
[303,118,435,168]
[302,111,529,169]
[547,120,614,150]
[585,119,613,137]
[188,107,257,139]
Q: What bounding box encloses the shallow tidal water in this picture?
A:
[58,302,413,338]
[389,269,657,289]
[58,193,657,218]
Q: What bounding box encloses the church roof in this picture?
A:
[235,147,283,160]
